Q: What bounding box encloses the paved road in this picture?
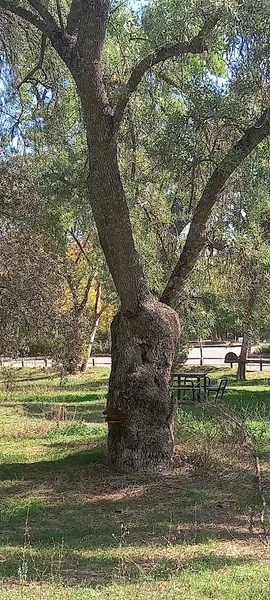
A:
[91,344,262,368]
[186,344,263,371]
[187,344,242,366]
[1,344,266,372]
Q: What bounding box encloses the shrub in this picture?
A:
[254,343,270,355]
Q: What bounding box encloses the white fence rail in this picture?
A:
[0,344,268,371]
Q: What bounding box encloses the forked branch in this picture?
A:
[113,13,220,130]
[27,0,59,33]
[0,0,50,34]
[78,275,94,315]
[0,0,71,63]
[18,33,46,88]
[68,229,91,266]
[64,273,79,311]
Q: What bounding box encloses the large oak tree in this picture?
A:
[0,0,269,471]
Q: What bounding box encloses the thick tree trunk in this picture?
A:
[105,298,180,472]
[3,0,270,477]
[73,71,148,316]
[237,333,249,380]
[74,74,180,471]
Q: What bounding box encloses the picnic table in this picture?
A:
[171,372,228,404]
[171,372,207,403]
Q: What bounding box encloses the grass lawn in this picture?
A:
[0,366,269,599]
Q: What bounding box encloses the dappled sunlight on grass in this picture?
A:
[1,557,270,599]
[0,367,269,598]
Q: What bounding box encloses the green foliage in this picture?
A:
[0,152,116,364]
[1,0,270,354]
[254,343,270,355]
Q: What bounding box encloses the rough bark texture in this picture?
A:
[73,72,149,316]
[105,297,180,472]
[74,65,181,470]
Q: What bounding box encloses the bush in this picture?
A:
[254,343,270,355]
[92,328,111,354]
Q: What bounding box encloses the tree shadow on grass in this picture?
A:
[231,377,270,387]
[13,374,59,384]
[21,401,106,423]
[67,379,109,392]
[0,471,261,545]
[0,447,107,481]
[0,442,265,543]
[1,379,269,587]
[0,449,268,588]
[0,536,267,586]
[224,389,270,414]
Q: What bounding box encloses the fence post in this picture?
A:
[199,340,203,367]
[92,357,95,367]
[260,360,263,372]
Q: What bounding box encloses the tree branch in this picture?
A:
[139,201,171,266]
[64,273,79,311]
[78,274,93,315]
[66,0,81,35]
[0,0,72,64]
[0,0,50,35]
[161,108,270,308]
[155,70,180,89]
[76,0,110,66]
[56,0,64,31]
[18,33,46,88]
[75,233,91,264]
[27,0,58,33]
[127,107,136,179]
[97,302,111,319]
[93,280,101,316]
[68,229,91,266]
[113,14,220,130]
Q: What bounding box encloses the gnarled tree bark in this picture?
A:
[105,298,179,471]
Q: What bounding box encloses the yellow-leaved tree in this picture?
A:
[55,234,116,374]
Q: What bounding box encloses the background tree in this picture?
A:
[55,234,116,373]
[194,149,270,378]
[0,157,116,365]
[0,158,61,356]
